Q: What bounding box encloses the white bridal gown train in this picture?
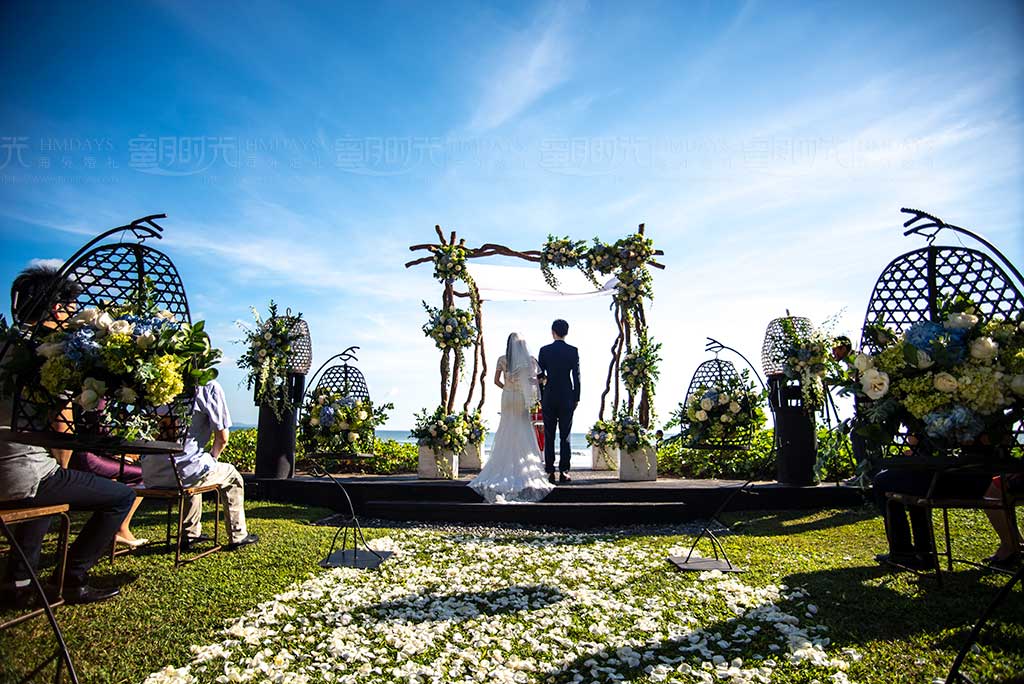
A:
[470,338,554,504]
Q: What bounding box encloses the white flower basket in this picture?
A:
[418,446,459,479]
[591,445,618,470]
[461,439,485,470]
[619,446,657,481]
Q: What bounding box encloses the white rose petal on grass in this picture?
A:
[142,527,853,684]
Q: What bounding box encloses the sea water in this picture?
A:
[376,430,593,470]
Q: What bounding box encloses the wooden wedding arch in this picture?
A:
[405,224,665,427]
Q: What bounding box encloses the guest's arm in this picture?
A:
[210,428,230,460]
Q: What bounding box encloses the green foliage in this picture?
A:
[212,427,258,473]
[215,427,418,475]
[658,427,776,479]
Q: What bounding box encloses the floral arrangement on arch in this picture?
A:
[410,406,468,455]
[667,370,766,446]
[609,233,655,273]
[611,409,653,452]
[461,409,487,446]
[6,293,221,441]
[778,318,836,414]
[540,235,593,290]
[237,301,304,418]
[422,302,476,351]
[298,390,393,455]
[839,296,1024,455]
[620,332,662,399]
[586,419,617,449]
[432,242,470,282]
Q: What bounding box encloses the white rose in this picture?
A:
[700,398,714,411]
[338,421,350,430]
[156,309,175,321]
[115,386,138,403]
[310,416,319,426]
[969,337,998,361]
[76,377,107,411]
[729,401,741,413]
[860,368,890,400]
[933,372,959,393]
[136,330,156,349]
[1010,375,1024,396]
[347,432,358,443]
[720,414,731,423]
[718,394,729,405]
[853,353,874,373]
[258,349,267,357]
[108,319,134,335]
[915,350,934,369]
[69,308,100,327]
[95,312,114,330]
[36,341,65,358]
[263,331,273,340]
[695,410,708,422]
[357,410,368,421]
[944,312,979,330]
[444,325,453,332]
[429,426,437,435]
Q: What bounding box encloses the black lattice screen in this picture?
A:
[861,244,1024,455]
[761,316,811,377]
[267,317,312,375]
[11,242,194,452]
[315,365,371,403]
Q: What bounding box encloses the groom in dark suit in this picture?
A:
[537,319,580,484]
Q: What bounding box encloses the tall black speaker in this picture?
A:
[767,375,817,486]
[255,374,305,479]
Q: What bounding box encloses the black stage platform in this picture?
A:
[244,470,867,527]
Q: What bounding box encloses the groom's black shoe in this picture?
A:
[559,472,572,484]
[548,473,557,485]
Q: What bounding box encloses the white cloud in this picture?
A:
[466,1,584,133]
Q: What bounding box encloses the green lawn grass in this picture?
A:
[1,501,1021,684]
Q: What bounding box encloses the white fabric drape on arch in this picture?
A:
[465,263,617,302]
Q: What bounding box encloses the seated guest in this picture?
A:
[873,466,991,570]
[1,265,135,604]
[141,379,257,549]
[983,473,1023,568]
[68,451,148,548]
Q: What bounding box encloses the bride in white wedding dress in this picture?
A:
[469,333,555,504]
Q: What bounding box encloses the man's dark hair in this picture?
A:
[552,319,569,337]
[10,264,81,325]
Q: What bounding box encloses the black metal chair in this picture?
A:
[0,505,77,683]
[299,347,387,570]
[669,338,772,574]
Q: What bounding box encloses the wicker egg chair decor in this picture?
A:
[856,209,1024,463]
[679,358,755,451]
[3,214,213,454]
[298,347,379,460]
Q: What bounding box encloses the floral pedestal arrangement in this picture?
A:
[591,446,618,470]
[619,447,657,481]
[461,440,485,470]
[418,446,459,479]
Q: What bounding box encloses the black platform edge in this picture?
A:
[244,475,867,528]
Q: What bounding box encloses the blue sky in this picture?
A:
[1,0,1022,430]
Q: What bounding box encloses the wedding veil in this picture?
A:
[506,333,539,410]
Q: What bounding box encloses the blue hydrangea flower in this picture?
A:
[923,405,983,443]
[64,328,100,363]
[320,405,336,428]
[906,321,944,352]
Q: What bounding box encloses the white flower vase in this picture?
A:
[418,446,459,479]
[591,445,618,470]
[461,440,485,470]
[619,446,657,481]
